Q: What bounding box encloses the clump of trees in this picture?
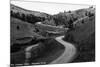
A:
[11,10,45,24]
[53,13,78,29]
[85,11,95,17]
[11,6,95,30]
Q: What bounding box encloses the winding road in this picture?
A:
[50,36,76,64]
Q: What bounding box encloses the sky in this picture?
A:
[11,0,94,15]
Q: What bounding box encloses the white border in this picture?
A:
[0,0,98,67]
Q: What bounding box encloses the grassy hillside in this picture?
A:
[11,4,95,28]
[53,7,95,28]
[63,16,95,62]
[35,23,68,32]
[11,17,45,45]
[11,4,51,24]
[34,23,68,38]
[11,4,50,18]
[66,16,95,42]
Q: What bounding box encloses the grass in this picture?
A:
[63,16,95,62]
[29,38,65,65]
[11,38,65,65]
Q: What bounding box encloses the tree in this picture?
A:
[68,10,71,13]
[88,12,94,17]
[81,19,84,23]
[21,13,25,20]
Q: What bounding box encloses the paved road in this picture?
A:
[50,36,76,64]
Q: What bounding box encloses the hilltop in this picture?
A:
[11,4,53,24]
[11,4,95,28]
[11,4,51,18]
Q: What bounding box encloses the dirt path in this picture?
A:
[50,36,76,64]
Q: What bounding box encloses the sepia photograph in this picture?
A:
[10,0,95,67]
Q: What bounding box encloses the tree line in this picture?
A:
[11,10,45,24]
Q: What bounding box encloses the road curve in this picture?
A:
[50,36,76,64]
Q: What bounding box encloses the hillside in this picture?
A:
[11,4,51,18]
[11,4,95,28]
[53,7,95,28]
[11,17,45,45]
[63,16,95,62]
[64,16,95,42]
[35,22,68,33]
[11,4,53,24]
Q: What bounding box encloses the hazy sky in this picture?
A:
[11,1,93,15]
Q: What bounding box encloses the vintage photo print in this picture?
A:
[10,0,95,67]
